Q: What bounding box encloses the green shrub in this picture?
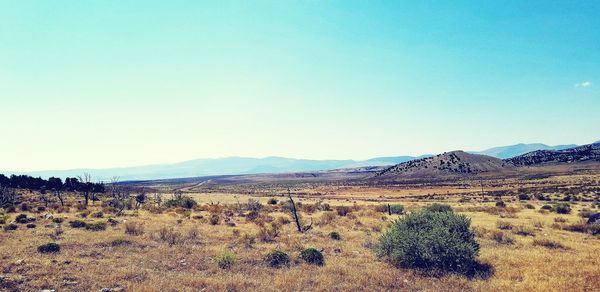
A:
[215,251,235,269]
[423,203,453,213]
[26,223,36,229]
[3,223,17,231]
[533,239,567,250]
[388,204,404,214]
[69,220,87,228]
[85,222,107,231]
[329,231,341,240]
[37,242,60,253]
[335,206,351,216]
[496,220,513,230]
[164,196,198,209]
[15,214,28,224]
[518,194,531,200]
[300,248,324,266]
[555,203,571,214]
[265,250,289,268]
[267,198,278,205]
[376,210,480,275]
[495,200,506,208]
[524,204,535,209]
[541,204,553,210]
[111,239,133,247]
[52,217,65,223]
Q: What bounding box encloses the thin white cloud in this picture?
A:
[575,81,592,88]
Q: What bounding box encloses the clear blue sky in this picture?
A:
[1,1,598,171]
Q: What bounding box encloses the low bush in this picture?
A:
[300,248,324,266]
[265,250,289,268]
[495,200,506,208]
[554,203,571,214]
[541,204,553,210]
[336,206,351,216]
[52,217,64,224]
[156,226,180,245]
[85,222,107,231]
[317,212,336,226]
[533,239,567,250]
[111,239,133,247]
[267,198,278,205]
[489,230,514,245]
[423,203,453,213]
[518,194,531,200]
[37,242,60,253]
[496,221,513,230]
[376,210,480,275]
[329,231,341,240]
[26,223,36,228]
[3,223,17,231]
[15,214,34,224]
[215,251,235,269]
[209,214,220,225]
[524,204,535,209]
[258,222,280,242]
[163,196,198,209]
[124,221,145,236]
[512,225,536,236]
[69,220,87,228]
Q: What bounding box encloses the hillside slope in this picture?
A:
[505,143,600,166]
[374,151,514,180]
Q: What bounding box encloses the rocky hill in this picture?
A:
[374,151,514,179]
[505,142,600,166]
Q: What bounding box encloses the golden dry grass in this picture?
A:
[1,190,599,292]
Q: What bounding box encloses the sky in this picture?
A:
[1,1,599,171]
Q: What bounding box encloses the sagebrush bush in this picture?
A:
[533,239,567,249]
[267,198,278,205]
[376,210,480,275]
[329,231,341,240]
[124,221,144,236]
[489,230,514,245]
[336,206,351,216]
[300,248,324,266]
[265,250,289,268]
[69,220,87,228]
[85,222,107,231]
[555,203,571,214]
[3,223,17,231]
[163,196,197,209]
[37,242,60,253]
[423,203,453,213]
[111,239,133,247]
[496,220,513,230]
[215,251,235,269]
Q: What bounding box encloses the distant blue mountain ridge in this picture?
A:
[2,141,597,181]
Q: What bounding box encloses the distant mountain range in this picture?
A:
[2,141,597,181]
[472,143,578,159]
[2,155,429,181]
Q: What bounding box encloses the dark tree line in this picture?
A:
[0,173,105,207]
[0,174,104,193]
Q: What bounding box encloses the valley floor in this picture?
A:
[1,187,599,291]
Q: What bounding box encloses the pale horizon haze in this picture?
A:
[1,1,599,171]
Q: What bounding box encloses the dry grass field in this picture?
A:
[1,181,599,292]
